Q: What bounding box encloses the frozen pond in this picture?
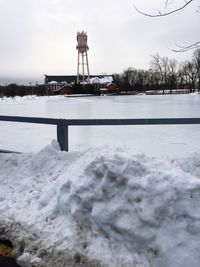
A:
[0,94,200,157]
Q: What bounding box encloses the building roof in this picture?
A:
[44,75,113,84]
[44,75,76,84]
[90,76,113,84]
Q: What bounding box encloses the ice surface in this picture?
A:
[0,94,200,157]
[1,141,200,266]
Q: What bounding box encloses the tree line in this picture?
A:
[0,83,46,98]
[113,48,200,94]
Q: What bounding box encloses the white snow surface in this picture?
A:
[1,94,200,157]
[90,76,113,84]
[1,141,200,266]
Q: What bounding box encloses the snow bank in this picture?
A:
[1,142,200,266]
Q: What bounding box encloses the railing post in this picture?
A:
[57,120,69,151]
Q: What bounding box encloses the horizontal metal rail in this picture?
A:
[0,149,21,154]
[0,115,200,152]
[0,116,59,125]
[1,116,200,125]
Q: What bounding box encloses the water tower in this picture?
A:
[76,31,90,83]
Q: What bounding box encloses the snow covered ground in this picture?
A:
[1,94,200,266]
[1,141,200,266]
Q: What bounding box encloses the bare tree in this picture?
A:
[121,67,137,91]
[147,69,161,90]
[150,54,164,84]
[136,70,149,92]
[150,54,179,92]
[179,61,197,91]
[133,0,195,17]
[193,48,200,90]
[133,0,200,52]
[112,50,199,93]
[167,59,178,92]
[151,54,170,93]
[172,42,200,52]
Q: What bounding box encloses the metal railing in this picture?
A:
[1,115,200,152]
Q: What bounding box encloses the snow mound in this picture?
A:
[55,152,200,266]
[1,142,200,266]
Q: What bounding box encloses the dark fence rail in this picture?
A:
[1,115,200,152]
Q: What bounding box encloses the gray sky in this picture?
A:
[0,0,199,84]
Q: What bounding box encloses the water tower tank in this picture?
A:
[76,31,89,53]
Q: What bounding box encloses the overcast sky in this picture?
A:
[0,0,199,84]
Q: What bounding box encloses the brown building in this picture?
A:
[60,85,73,95]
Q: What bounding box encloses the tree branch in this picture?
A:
[172,41,200,52]
[133,0,194,17]
[165,0,170,9]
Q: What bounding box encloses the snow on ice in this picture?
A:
[1,140,200,266]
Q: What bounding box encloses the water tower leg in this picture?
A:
[85,51,90,80]
[77,51,80,83]
[82,53,85,83]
